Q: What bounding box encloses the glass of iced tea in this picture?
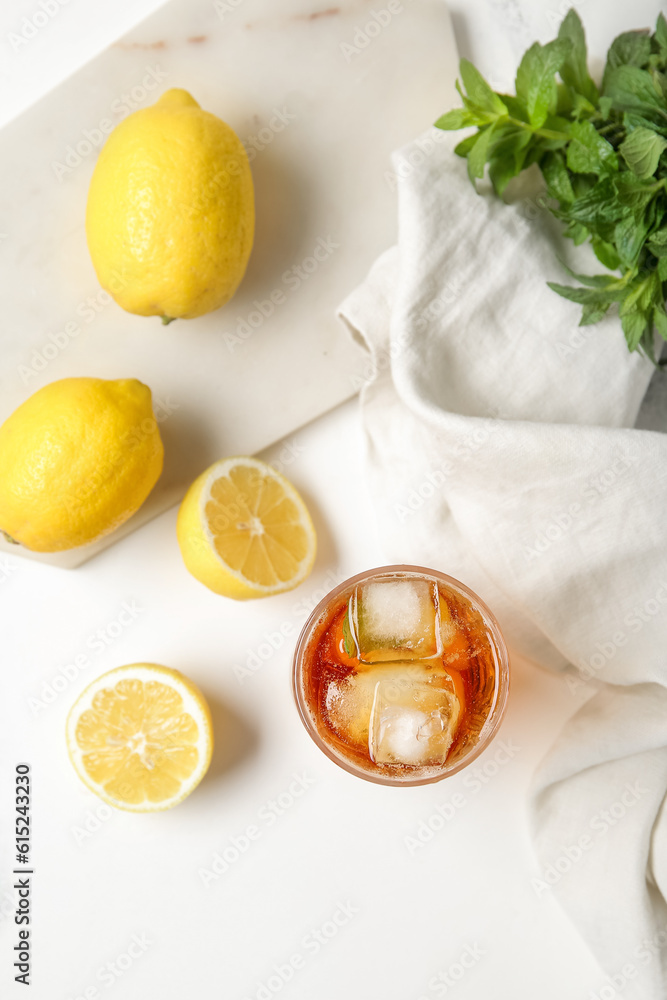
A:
[292,565,510,786]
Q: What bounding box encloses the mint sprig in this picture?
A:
[435,9,667,365]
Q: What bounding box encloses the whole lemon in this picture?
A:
[86,88,254,322]
[0,377,164,552]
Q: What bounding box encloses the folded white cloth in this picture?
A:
[338,127,667,997]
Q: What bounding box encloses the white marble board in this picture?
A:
[0,0,460,567]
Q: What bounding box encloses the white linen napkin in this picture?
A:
[338,127,667,997]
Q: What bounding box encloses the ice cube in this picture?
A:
[348,578,442,664]
[368,668,461,766]
[324,662,462,767]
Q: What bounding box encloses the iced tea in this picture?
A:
[292,566,509,785]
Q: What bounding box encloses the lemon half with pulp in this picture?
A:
[177,456,317,599]
[66,664,213,812]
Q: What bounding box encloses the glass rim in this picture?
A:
[291,564,511,787]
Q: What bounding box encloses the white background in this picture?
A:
[1,1,659,998]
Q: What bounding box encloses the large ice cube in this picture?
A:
[368,670,461,766]
[324,662,462,767]
[348,578,442,663]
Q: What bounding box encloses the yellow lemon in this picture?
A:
[0,377,163,552]
[177,456,317,600]
[86,88,254,322]
[66,664,213,812]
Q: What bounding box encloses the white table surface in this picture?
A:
[1,1,657,998]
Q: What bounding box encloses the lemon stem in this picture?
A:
[1,530,19,545]
[161,316,176,326]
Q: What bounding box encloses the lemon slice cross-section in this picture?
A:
[177,456,317,600]
[66,664,213,812]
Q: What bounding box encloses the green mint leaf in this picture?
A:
[541,150,575,202]
[591,236,621,270]
[621,309,649,351]
[467,123,497,182]
[498,94,530,122]
[654,300,667,339]
[434,108,481,130]
[620,125,667,176]
[603,30,652,88]
[614,172,662,211]
[557,261,621,288]
[620,273,660,314]
[571,92,598,117]
[580,301,611,325]
[565,178,621,227]
[488,157,518,196]
[459,59,508,117]
[599,96,613,118]
[558,9,599,104]
[655,13,667,62]
[454,134,478,157]
[566,119,618,174]
[487,126,534,194]
[622,111,667,136]
[546,282,626,304]
[654,70,667,105]
[603,66,667,119]
[516,39,568,128]
[657,256,667,281]
[615,212,651,266]
[648,227,667,256]
[563,220,591,245]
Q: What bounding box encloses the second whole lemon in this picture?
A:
[0,377,163,552]
[86,88,254,322]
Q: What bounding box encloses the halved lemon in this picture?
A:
[176,456,317,600]
[66,664,213,812]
